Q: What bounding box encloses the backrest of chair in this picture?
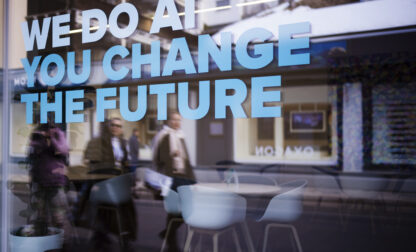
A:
[399,179,416,192]
[311,167,342,192]
[259,180,307,222]
[178,185,246,230]
[339,175,389,198]
[90,173,134,205]
[163,189,181,215]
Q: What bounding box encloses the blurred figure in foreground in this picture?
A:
[153,112,195,252]
[27,122,73,249]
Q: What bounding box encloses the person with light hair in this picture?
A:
[153,111,195,252]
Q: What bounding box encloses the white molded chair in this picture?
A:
[89,172,134,247]
[163,188,181,215]
[311,172,344,225]
[257,179,307,252]
[397,178,416,204]
[178,185,247,252]
[396,179,416,227]
[89,173,134,205]
[339,176,388,199]
[160,188,184,252]
[339,175,389,233]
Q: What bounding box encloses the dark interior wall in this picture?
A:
[197,115,234,166]
[196,85,234,165]
[195,31,416,166]
[28,0,69,15]
[347,31,416,56]
[346,32,416,170]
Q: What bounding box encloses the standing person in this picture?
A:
[153,112,196,252]
[84,117,129,174]
[27,122,73,249]
[153,112,195,185]
[128,128,140,167]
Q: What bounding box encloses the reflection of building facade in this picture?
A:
[3,0,290,166]
[2,1,416,252]
[6,0,416,172]
[202,0,416,171]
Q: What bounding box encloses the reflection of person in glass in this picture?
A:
[153,112,195,252]
[84,117,129,174]
[128,128,140,165]
[83,118,137,249]
[153,112,195,181]
[27,122,73,247]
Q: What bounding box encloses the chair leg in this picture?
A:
[196,233,202,252]
[89,207,99,241]
[69,219,80,244]
[184,228,194,252]
[338,198,346,226]
[160,218,183,252]
[232,228,243,252]
[342,198,352,231]
[395,199,403,229]
[289,225,303,252]
[213,233,219,252]
[370,199,378,235]
[311,196,323,222]
[115,209,125,248]
[262,224,271,252]
[241,222,255,252]
[262,223,303,252]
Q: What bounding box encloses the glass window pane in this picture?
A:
[2,1,415,251]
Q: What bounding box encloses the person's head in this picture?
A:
[132,128,139,137]
[109,117,123,137]
[167,112,181,130]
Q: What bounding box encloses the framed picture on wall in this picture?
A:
[289,111,327,133]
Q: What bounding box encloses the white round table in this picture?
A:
[197,183,280,196]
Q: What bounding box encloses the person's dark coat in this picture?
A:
[154,134,195,181]
[84,134,129,173]
[128,135,140,163]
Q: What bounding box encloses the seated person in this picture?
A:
[84,118,129,174]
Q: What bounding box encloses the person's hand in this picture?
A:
[48,128,69,154]
[49,128,62,140]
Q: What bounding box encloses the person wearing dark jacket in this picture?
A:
[84,118,129,174]
[153,112,195,252]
